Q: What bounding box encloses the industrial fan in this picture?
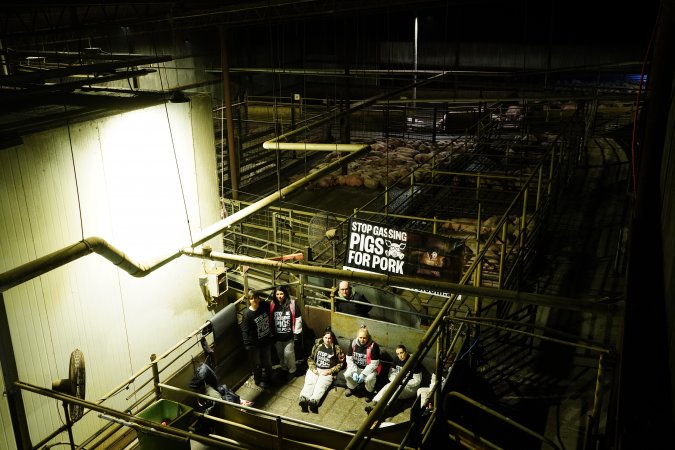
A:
[52,348,86,422]
[307,212,342,266]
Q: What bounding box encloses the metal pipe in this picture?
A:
[150,354,161,399]
[98,414,206,445]
[6,49,173,61]
[0,145,370,293]
[31,423,69,450]
[95,322,208,405]
[0,293,30,449]
[263,71,448,150]
[156,382,395,446]
[413,16,418,107]
[445,391,561,450]
[181,247,619,314]
[583,353,605,449]
[220,26,239,200]
[197,144,369,243]
[0,54,172,86]
[446,419,502,449]
[453,317,612,354]
[1,69,157,104]
[264,142,367,151]
[125,337,202,401]
[14,381,240,449]
[61,402,75,450]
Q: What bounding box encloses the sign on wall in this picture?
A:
[343,218,464,285]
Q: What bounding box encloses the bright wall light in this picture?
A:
[98,105,194,260]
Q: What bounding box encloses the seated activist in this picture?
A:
[417,350,455,411]
[188,337,254,410]
[344,325,381,400]
[335,280,372,318]
[365,344,422,413]
[298,327,345,413]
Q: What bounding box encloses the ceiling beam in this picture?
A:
[0,51,172,86]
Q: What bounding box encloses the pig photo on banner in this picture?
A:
[343,218,464,282]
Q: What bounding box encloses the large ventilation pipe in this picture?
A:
[0,145,369,293]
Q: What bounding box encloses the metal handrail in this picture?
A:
[15,381,241,450]
[445,391,562,450]
[156,383,401,448]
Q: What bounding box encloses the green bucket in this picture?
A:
[135,399,194,450]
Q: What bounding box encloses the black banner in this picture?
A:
[343,218,464,282]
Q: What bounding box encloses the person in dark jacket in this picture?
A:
[344,325,381,400]
[188,337,254,412]
[335,280,372,317]
[240,289,274,388]
[271,285,303,379]
[299,327,345,413]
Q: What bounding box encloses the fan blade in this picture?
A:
[68,349,86,421]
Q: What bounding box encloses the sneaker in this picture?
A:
[309,400,319,413]
[364,405,373,414]
[299,396,309,413]
[240,399,254,407]
[365,396,374,403]
[257,380,270,389]
[344,389,353,397]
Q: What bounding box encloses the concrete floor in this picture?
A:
[233,369,411,432]
[184,367,413,450]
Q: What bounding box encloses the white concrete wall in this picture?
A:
[0,93,222,448]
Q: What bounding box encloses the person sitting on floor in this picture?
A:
[298,327,345,413]
[344,324,381,401]
[417,350,455,411]
[365,344,422,413]
[188,341,254,410]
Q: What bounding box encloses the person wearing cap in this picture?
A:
[240,289,274,388]
[298,327,345,413]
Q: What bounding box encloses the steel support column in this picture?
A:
[0,293,31,449]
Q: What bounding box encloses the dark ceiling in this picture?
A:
[0,1,660,145]
[0,1,659,46]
